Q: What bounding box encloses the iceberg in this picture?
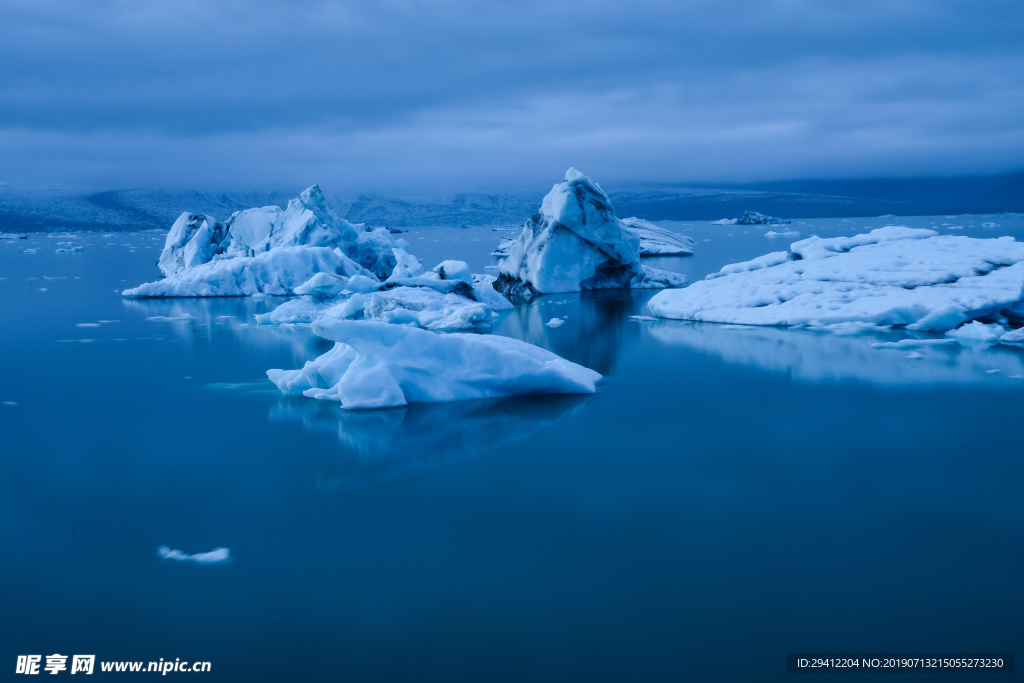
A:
[648,227,1024,332]
[267,320,602,409]
[124,186,397,297]
[619,217,695,256]
[737,210,788,225]
[494,169,686,299]
[255,259,512,330]
[123,245,370,297]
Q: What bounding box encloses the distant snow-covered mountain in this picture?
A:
[1,172,1021,233]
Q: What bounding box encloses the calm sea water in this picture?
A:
[2,216,1023,681]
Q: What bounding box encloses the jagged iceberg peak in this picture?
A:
[155,185,396,281]
[130,185,402,298]
[495,168,685,297]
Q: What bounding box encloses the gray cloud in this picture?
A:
[1,0,1023,190]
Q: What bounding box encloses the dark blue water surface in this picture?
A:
[2,218,1023,681]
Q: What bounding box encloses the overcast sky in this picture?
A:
[2,0,1023,192]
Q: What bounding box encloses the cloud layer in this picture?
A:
[2,0,1023,190]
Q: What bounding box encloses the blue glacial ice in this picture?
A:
[494,168,686,298]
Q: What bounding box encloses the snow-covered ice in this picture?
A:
[494,169,686,298]
[545,317,565,328]
[157,546,231,564]
[124,243,371,298]
[124,186,397,297]
[267,320,602,409]
[945,321,1006,342]
[1000,327,1024,344]
[619,217,695,256]
[764,230,799,237]
[648,227,1024,332]
[255,258,512,330]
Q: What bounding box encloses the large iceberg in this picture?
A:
[619,217,695,256]
[648,227,1024,332]
[124,186,397,297]
[494,169,686,299]
[267,320,602,409]
[123,246,370,297]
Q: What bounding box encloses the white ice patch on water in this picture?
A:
[157,546,231,564]
[649,227,1024,332]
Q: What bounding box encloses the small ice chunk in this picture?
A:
[157,546,231,564]
[2,401,18,406]
[546,317,565,328]
[945,321,1005,342]
[619,217,695,256]
[293,272,349,299]
[872,338,957,349]
[146,314,195,322]
[764,230,800,237]
[999,327,1024,344]
[433,260,473,283]
[628,315,659,321]
[344,274,382,294]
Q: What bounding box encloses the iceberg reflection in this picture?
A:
[494,290,641,376]
[270,393,590,484]
[649,320,1024,386]
[122,296,328,362]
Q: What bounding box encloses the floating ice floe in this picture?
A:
[0,232,28,239]
[493,169,686,299]
[157,546,231,564]
[945,321,1005,342]
[545,317,565,328]
[618,217,695,256]
[648,227,1024,332]
[255,258,512,330]
[123,186,397,297]
[267,320,602,409]
[764,230,799,238]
